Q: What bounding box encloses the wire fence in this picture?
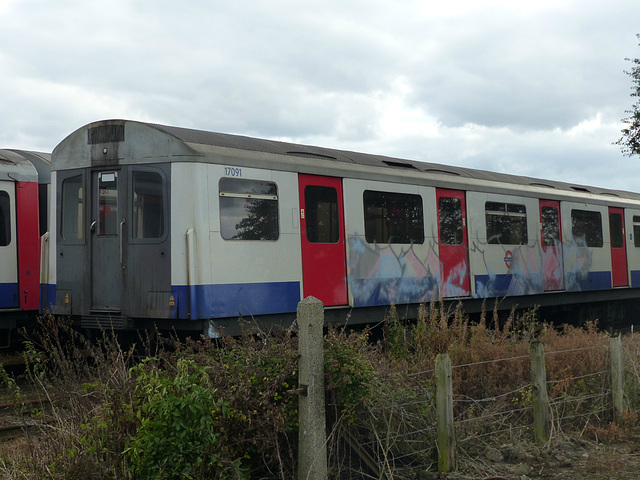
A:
[337,336,630,478]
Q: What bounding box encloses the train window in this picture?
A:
[609,212,624,249]
[438,197,463,245]
[0,191,10,246]
[363,190,424,244]
[61,175,84,241]
[304,186,339,243]
[541,206,560,247]
[485,202,528,245]
[571,209,603,247]
[219,178,279,240]
[133,172,164,239]
[634,216,640,247]
[98,172,118,236]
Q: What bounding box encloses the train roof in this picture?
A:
[52,119,640,204]
[0,149,51,183]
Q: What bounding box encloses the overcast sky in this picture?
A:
[1,0,639,191]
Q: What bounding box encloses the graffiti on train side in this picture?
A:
[347,234,595,307]
[347,236,440,307]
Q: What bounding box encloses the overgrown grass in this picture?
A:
[0,306,637,479]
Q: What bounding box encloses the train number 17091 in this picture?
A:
[224,167,242,177]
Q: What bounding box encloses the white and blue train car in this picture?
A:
[45,119,640,335]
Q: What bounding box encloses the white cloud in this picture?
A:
[0,0,639,192]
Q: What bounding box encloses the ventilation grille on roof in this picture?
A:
[88,125,125,144]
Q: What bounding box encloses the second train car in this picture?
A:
[0,149,50,344]
[45,119,640,335]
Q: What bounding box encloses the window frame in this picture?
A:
[633,215,640,248]
[59,173,85,244]
[570,209,603,248]
[304,185,340,244]
[485,201,528,245]
[363,190,424,245]
[438,196,463,246]
[219,177,280,241]
[130,169,168,243]
[0,190,11,247]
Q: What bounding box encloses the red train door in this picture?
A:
[609,207,629,287]
[298,174,348,306]
[436,189,470,297]
[539,200,565,291]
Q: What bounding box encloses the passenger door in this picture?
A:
[609,207,629,287]
[539,200,565,291]
[436,188,470,297]
[298,174,348,306]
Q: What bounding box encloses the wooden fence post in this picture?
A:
[530,341,550,444]
[610,333,626,422]
[297,296,327,480]
[435,353,455,472]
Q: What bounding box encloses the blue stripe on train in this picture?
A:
[40,283,57,313]
[172,281,301,319]
[631,271,640,288]
[474,271,612,297]
[0,283,19,309]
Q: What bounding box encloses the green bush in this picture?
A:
[126,358,247,480]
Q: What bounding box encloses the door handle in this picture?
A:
[120,218,126,270]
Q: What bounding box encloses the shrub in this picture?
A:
[126,358,246,480]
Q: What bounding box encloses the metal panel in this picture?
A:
[467,191,542,298]
[343,178,439,308]
[561,201,612,292]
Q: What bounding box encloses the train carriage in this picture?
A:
[0,149,50,344]
[47,119,640,335]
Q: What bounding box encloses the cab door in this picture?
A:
[436,188,470,297]
[298,174,348,306]
[609,207,629,287]
[90,167,170,316]
[91,170,125,312]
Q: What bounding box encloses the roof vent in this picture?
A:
[570,186,591,193]
[425,168,460,176]
[530,182,556,189]
[286,151,337,160]
[382,160,417,169]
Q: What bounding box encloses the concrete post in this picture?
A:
[297,296,327,480]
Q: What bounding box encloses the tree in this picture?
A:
[616,34,640,157]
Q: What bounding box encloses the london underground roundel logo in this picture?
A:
[504,250,513,269]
